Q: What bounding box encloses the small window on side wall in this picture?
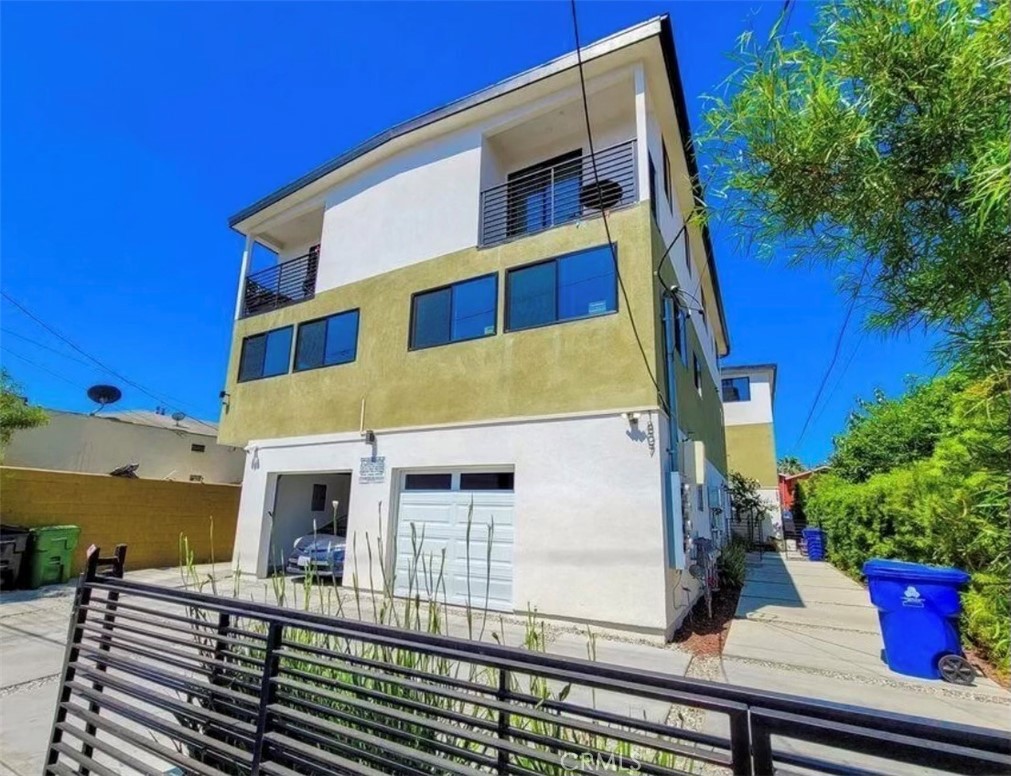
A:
[506,245,617,331]
[295,309,360,371]
[410,274,497,350]
[693,352,702,393]
[662,139,672,209]
[191,443,206,453]
[238,326,293,382]
[721,376,751,402]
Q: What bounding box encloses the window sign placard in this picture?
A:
[359,457,386,484]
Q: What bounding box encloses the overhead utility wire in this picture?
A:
[569,0,669,415]
[2,328,95,368]
[790,262,870,454]
[1,292,218,431]
[2,348,85,389]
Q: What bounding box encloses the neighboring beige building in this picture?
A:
[4,409,244,484]
[721,364,782,539]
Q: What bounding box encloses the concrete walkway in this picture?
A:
[718,553,1009,726]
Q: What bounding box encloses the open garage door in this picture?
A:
[393,471,514,612]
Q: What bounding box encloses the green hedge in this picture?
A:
[803,382,1009,674]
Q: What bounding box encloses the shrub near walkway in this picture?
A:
[803,377,1010,677]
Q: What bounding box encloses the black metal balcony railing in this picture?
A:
[480,140,638,247]
[44,546,1011,776]
[242,248,318,318]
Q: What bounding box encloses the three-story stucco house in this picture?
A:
[219,15,731,638]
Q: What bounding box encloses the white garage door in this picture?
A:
[393,471,514,612]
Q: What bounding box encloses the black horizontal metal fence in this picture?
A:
[242,250,318,318]
[480,141,637,247]
[46,547,1011,776]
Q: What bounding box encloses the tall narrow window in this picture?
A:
[506,245,617,331]
[238,326,293,381]
[648,154,657,221]
[662,139,672,209]
[410,274,497,349]
[672,299,688,364]
[693,352,702,393]
[699,288,707,328]
[685,233,693,277]
[295,309,360,371]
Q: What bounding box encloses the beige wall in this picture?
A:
[4,411,244,484]
[0,466,239,574]
[725,422,778,487]
[219,204,659,446]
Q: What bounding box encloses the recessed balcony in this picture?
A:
[242,247,318,318]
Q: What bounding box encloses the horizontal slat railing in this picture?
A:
[241,250,318,318]
[480,140,637,246]
[45,547,1011,776]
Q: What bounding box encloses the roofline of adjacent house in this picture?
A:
[41,407,220,438]
[226,14,730,354]
[780,465,830,481]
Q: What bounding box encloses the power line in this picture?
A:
[2,328,95,368]
[791,264,870,453]
[2,348,85,389]
[569,0,669,415]
[1,292,218,431]
[809,329,866,434]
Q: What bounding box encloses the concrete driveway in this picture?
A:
[718,552,1009,727]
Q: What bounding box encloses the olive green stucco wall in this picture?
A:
[725,423,777,487]
[651,225,728,476]
[218,205,662,446]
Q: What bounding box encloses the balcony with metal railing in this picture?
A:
[479,140,637,247]
[241,247,319,318]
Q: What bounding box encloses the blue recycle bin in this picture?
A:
[802,527,825,561]
[863,559,970,680]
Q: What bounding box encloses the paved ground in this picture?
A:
[1,556,1007,774]
[697,552,1010,773]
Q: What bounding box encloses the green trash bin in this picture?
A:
[26,525,81,588]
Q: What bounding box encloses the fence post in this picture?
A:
[750,716,774,776]
[250,621,283,776]
[496,667,511,774]
[728,709,753,776]
[45,545,101,769]
[209,612,232,712]
[79,544,127,774]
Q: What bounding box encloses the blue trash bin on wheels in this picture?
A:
[863,558,974,684]
[802,527,826,561]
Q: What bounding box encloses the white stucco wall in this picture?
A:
[4,411,244,484]
[233,409,675,632]
[315,127,486,293]
[722,371,774,426]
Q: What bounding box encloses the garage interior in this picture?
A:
[267,472,351,574]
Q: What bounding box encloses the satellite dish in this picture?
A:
[87,384,122,414]
[171,411,186,425]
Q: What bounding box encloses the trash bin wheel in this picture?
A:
[937,654,975,686]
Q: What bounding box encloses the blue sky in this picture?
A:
[1,2,937,465]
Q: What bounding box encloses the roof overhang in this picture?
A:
[227,14,729,353]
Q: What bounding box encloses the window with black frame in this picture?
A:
[506,150,582,238]
[294,309,360,371]
[506,244,617,331]
[721,376,751,402]
[410,274,497,349]
[238,326,293,381]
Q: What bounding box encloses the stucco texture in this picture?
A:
[724,423,778,487]
[219,205,660,445]
[651,224,728,475]
[0,467,239,574]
